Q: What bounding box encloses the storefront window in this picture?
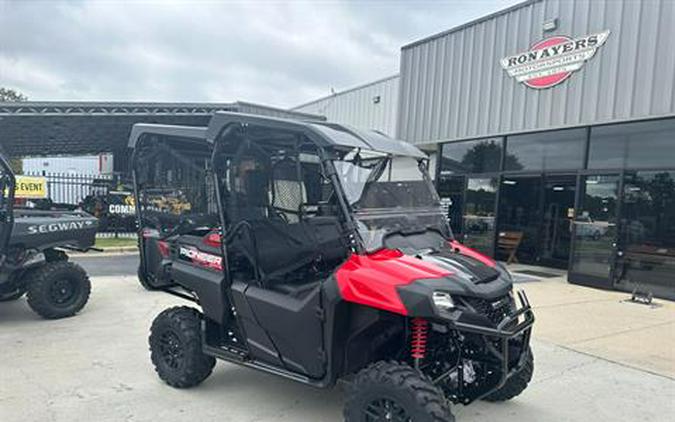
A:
[439,138,503,175]
[463,178,497,255]
[619,171,675,295]
[588,119,675,170]
[436,176,464,235]
[505,128,586,171]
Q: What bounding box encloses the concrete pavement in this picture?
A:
[0,269,673,421]
[511,267,675,378]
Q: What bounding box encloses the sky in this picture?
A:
[0,0,521,108]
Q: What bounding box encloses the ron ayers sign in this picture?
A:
[501,30,610,89]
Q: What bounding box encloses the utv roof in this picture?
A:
[207,112,426,158]
[128,124,207,148]
[129,112,425,158]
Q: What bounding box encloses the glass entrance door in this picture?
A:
[497,175,542,263]
[540,175,576,267]
[569,174,620,288]
[617,171,675,299]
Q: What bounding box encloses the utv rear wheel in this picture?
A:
[149,306,216,388]
[26,262,91,319]
[483,346,534,402]
[344,361,454,422]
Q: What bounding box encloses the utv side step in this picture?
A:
[202,343,330,387]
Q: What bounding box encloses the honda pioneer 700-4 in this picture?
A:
[131,113,535,422]
[0,154,97,319]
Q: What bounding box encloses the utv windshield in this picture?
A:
[333,150,451,252]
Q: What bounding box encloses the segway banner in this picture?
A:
[501,30,610,89]
[13,175,48,199]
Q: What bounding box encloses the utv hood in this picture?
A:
[334,245,512,316]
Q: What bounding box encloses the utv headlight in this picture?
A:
[432,291,456,311]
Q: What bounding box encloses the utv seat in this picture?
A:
[228,216,347,287]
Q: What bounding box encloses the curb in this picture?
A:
[70,246,139,257]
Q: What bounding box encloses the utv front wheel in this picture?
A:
[149,306,216,388]
[344,361,454,422]
[483,346,534,402]
[26,261,91,319]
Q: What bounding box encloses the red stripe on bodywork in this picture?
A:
[335,249,453,315]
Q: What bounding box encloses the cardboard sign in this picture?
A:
[14,176,48,199]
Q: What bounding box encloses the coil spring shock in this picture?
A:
[410,318,429,369]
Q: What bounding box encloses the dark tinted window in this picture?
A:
[440,138,503,175]
[463,178,497,256]
[505,128,586,171]
[589,119,675,169]
[437,176,465,235]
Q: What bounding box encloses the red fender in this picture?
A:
[335,249,452,315]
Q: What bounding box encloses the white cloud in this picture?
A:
[0,0,521,107]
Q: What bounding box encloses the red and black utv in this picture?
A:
[131,113,535,422]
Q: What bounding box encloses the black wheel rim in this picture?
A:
[363,398,411,422]
[49,278,78,307]
[159,330,184,369]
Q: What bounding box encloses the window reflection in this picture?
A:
[463,178,497,255]
[619,171,675,293]
[505,128,586,171]
[589,119,675,169]
[440,138,503,175]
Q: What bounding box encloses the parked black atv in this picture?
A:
[131,113,535,422]
[0,154,98,319]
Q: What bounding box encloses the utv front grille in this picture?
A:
[461,295,514,326]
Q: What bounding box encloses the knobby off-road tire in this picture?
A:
[344,361,455,422]
[483,347,534,402]
[26,261,91,319]
[149,306,216,388]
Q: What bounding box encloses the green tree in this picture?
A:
[0,87,28,102]
[0,88,27,172]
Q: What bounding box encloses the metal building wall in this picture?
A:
[398,0,675,145]
[293,75,400,136]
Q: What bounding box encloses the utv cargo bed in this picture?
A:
[9,209,98,251]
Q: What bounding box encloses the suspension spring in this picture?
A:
[410,318,429,367]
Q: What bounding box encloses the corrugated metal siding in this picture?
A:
[398,0,675,145]
[293,75,400,136]
[233,102,324,120]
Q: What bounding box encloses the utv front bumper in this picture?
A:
[446,291,535,403]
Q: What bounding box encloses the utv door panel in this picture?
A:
[230,281,285,368]
[244,284,325,378]
[171,261,226,323]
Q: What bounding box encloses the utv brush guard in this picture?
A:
[435,290,534,404]
[131,112,536,422]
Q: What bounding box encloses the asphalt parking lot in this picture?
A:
[1,254,673,422]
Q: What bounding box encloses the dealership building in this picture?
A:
[295,0,675,298]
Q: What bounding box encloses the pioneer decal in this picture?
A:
[27,220,96,234]
[501,30,610,89]
[179,246,223,271]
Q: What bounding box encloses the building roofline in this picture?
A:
[0,100,323,119]
[292,74,400,110]
[401,0,541,50]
